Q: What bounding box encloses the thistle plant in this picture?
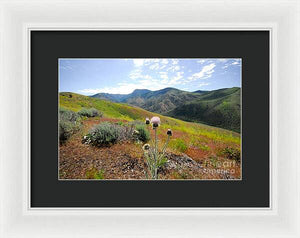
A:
[143,116,172,179]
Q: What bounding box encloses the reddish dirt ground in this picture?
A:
[59,118,241,180]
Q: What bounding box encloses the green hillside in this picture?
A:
[59,92,240,144]
[59,92,241,180]
[91,87,241,132]
[126,88,201,114]
[167,87,241,132]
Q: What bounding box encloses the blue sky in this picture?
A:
[59,58,241,95]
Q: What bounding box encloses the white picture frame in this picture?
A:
[0,0,299,237]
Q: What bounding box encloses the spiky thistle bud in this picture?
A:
[143,144,150,151]
[145,118,150,125]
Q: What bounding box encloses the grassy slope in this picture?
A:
[60,92,241,145]
[94,87,241,133]
[167,87,241,132]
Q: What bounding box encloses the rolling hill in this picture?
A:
[59,92,240,144]
[167,87,241,132]
[91,87,241,132]
[59,92,241,180]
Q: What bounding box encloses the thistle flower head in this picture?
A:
[143,143,150,151]
[145,117,150,125]
[150,116,161,128]
[167,129,172,136]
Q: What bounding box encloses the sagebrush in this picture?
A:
[78,108,102,117]
[134,124,150,142]
[59,108,81,143]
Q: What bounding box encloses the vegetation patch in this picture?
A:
[169,138,188,153]
[222,147,241,162]
[134,124,150,142]
[59,108,81,143]
[83,121,138,147]
[85,168,105,179]
[84,122,122,147]
[78,107,103,117]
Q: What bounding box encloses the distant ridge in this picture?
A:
[91,87,241,132]
[193,90,209,93]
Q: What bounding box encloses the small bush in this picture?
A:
[78,108,102,117]
[222,147,241,162]
[135,124,150,142]
[59,108,81,143]
[117,125,135,142]
[60,108,80,122]
[86,122,121,147]
[169,138,188,153]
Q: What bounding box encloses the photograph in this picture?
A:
[59,58,241,180]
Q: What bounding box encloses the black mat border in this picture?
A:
[31,31,269,207]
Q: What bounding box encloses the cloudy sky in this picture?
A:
[59,58,241,95]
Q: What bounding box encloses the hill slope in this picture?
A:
[167,87,241,132]
[59,92,241,180]
[92,87,202,113]
[91,87,241,132]
[60,92,240,144]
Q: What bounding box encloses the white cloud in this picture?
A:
[133,59,145,67]
[161,59,169,65]
[149,63,160,70]
[79,69,186,96]
[222,59,241,69]
[197,59,206,64]
[172,59,179,65]
[79,79,174,95]
[78,88,106,95]
[188,63,216,81]
[216,59,230,63]
[169,71,184,85]
[159,72,168,80]
[129,69,143,79]
[128,59,186,89]
[78,83,149,95]
[166,65,181,72]
[78,59,222,96]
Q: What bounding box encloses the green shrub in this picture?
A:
[86,122,121,147]
[78,108,102,117]
[59,108,81,143]
[169,138,188,153]
[135,124,150,142]
[222,147,241,162]
[60,107,80,122]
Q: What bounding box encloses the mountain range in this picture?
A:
[91,87,241,132]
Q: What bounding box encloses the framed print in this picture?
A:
[30,31,268,207]
[0,0,300,238]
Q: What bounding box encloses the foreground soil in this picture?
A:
[59,118,241,180]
